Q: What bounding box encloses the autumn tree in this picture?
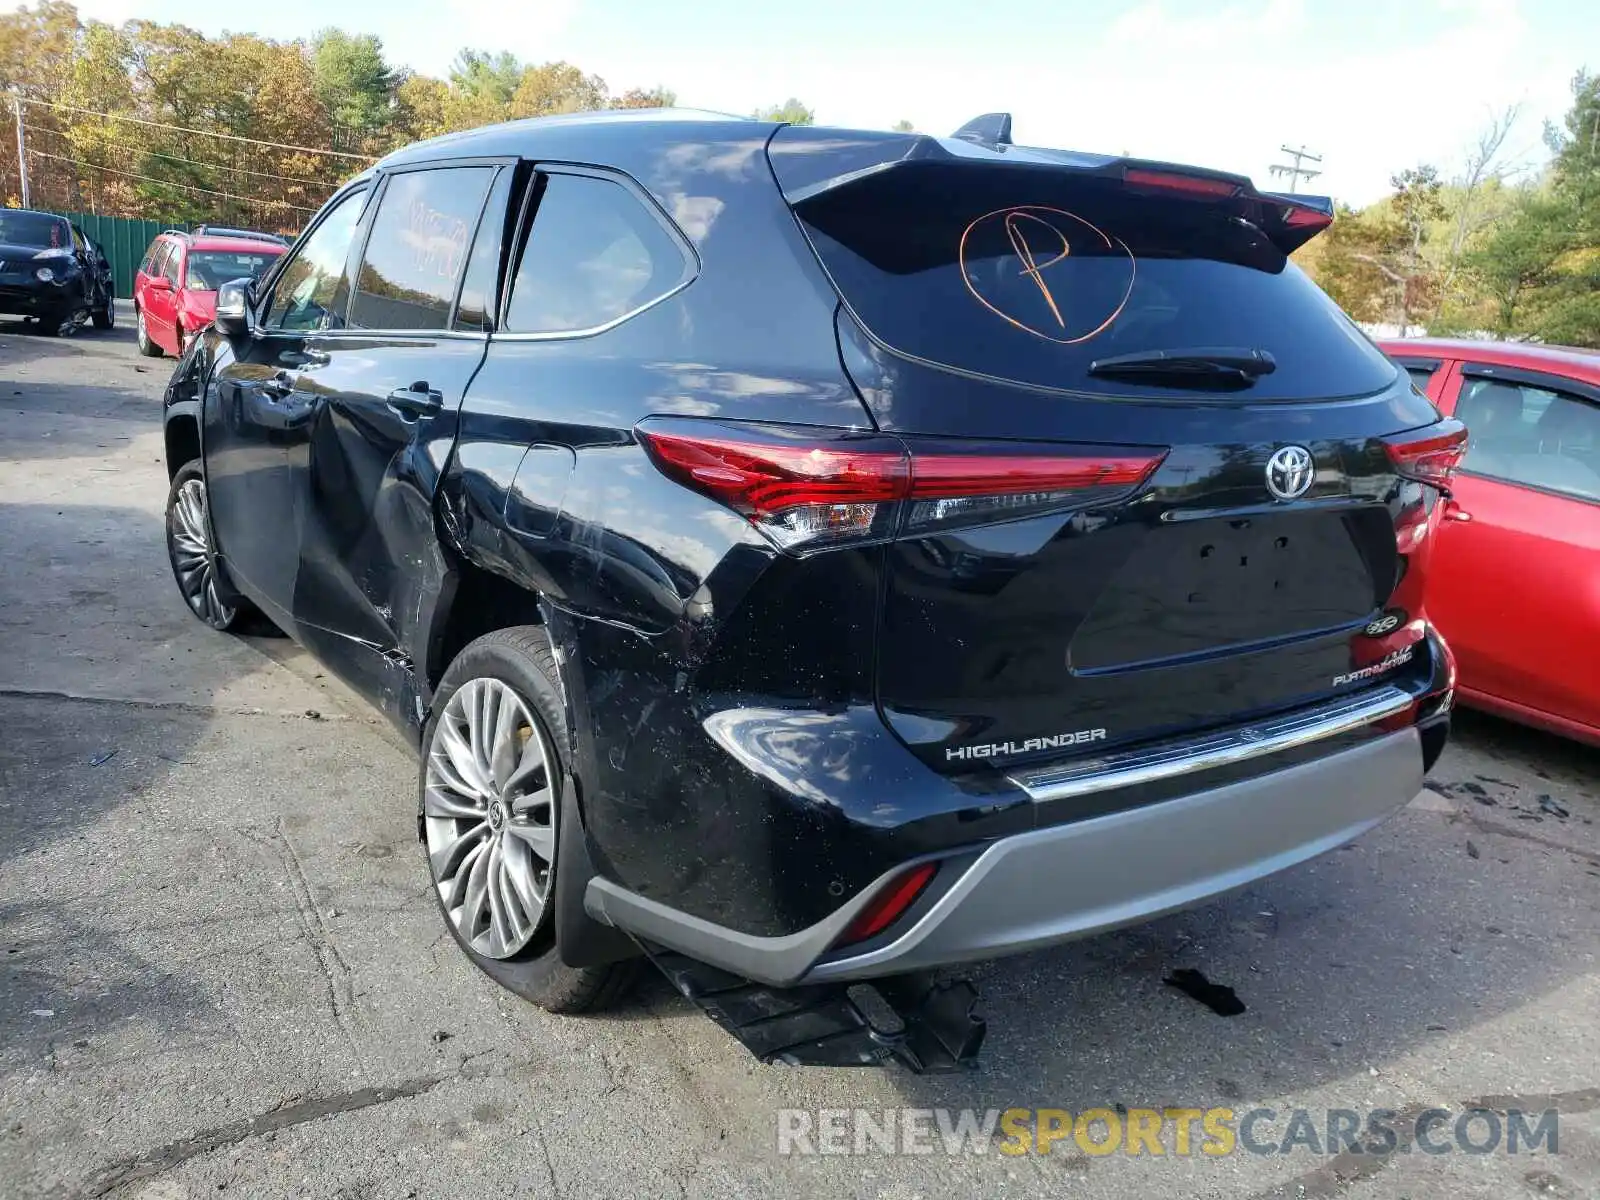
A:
[754,98,815,125]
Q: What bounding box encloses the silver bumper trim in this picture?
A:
[1007,685,1413,803]
[807,727,1423,982]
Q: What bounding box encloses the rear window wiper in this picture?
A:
[1088,347,1277,386]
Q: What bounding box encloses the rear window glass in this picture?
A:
[795,166,1397,400]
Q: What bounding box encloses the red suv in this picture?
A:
[133,226,286,357]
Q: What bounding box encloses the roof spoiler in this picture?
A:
[950,113,1013,149]
[767,125,1338,254]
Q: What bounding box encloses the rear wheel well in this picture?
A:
[428,559,545,690]
[164,414,200,479]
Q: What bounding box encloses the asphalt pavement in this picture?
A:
[1,310,1598,1199]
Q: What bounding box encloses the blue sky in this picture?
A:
[61,0,1598,204]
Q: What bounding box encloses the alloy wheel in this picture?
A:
[424,678,558,960]
[168,476,237,628]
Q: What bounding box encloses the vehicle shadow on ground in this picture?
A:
[863,716,1599,1119]
[0,695,215,1057]
[1,331,164,463]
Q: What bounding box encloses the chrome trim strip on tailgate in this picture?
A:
[1007,685,1413,802]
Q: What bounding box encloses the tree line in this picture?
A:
[1297,71,1600,347]
[0,2,823,231]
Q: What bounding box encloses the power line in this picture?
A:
[1268,144,1323,193]
[22,123,339,189]
[17,96,376,162]
[26,148,322,213]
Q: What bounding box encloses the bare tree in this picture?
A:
[1436,104,1520,316]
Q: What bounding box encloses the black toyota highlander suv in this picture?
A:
[161,109,1459,1068]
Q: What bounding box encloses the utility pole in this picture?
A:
[11,90,29,209]
[1268,144,1322,193]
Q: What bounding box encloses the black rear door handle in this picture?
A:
[387,383,444,419]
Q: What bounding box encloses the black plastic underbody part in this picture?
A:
[644,947,985,1072]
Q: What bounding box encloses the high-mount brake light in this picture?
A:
[636,419,1167,551]
[1122,168,1240,198]
[1384,421,1468,491]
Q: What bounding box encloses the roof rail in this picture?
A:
[951,113,1013,149]
[192,224,288,244]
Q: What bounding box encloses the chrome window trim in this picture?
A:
[489,275,696,343]
[494,161,699,341]
[1007,685,1413,803]
[293,328,490,344]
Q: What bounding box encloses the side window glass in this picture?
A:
[1402,365,1436,392]
[264,188,368,332]
[348,166,494,331]
[454,168,516,333]
[1456,375,1600,501]
[164,245,182,285]
[148,241,170,280]
[504,172,689,334]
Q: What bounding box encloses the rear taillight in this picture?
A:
[636,419,1167,551]
[1384,420,1468,491]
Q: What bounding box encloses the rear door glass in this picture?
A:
[795,166,1397,400]
[504,171,691,334]
[348,166,495,331]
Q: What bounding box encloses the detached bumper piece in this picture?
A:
[646,948,985,1072]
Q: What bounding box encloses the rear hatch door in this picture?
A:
[771,129,1448,773]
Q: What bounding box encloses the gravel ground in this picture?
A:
[1,310,1597,1199]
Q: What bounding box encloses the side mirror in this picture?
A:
[146,276,172,292]
[215,277,254,338]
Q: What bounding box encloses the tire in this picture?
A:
[421,627,639,1014]
[164,460,250,632]
[135,307,163,356]
[91,297,114,330]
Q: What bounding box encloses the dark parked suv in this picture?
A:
[162,110,1459,1066]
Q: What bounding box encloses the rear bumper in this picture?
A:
[585,724,1424,987]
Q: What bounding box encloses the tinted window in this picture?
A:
[455,168,516,333]
[505,172,687,334]
[149,240,174,281]
[265,188,367,332]
[0,211,68,248]
[186,250,281,290]
[1401,364,1437,391]
[796,166,1397,400]
[348,166,494,331]
[1455,376,1600,501]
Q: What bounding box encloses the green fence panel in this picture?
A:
[49,211,178,299]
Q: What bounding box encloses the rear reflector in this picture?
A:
[637,418,1167,551]
[1384,420,1468,490]
[838,862,938,946]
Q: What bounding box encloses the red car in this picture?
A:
[133,226,286,357]
[1381,338,1600,745]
